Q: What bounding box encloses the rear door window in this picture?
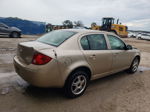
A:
[80,34,107,50]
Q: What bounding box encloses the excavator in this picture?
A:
[91,17,128,38]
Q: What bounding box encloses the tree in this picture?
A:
[91,22,97,27]
[46,23,53,32]
[62,20,73,28]
[74,20,84,27]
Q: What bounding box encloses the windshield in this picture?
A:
[0,23,8,28]
[143,34,150,36]
[37,30,77,47]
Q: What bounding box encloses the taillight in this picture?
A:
[32,53,52,65]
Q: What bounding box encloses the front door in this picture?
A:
[107,35,131,71]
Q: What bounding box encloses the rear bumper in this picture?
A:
[13,56,63,88]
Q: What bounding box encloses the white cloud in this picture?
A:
[0,0,150,30]
[125,19,150,31]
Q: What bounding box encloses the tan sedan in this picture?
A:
[14,29,140,98]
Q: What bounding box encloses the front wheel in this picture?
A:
[128,57,140,73]
[64,70,89,98]
[10,32,20,38]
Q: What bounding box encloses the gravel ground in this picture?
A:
[0,36,150,112]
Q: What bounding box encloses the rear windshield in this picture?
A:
[37,30,77,47]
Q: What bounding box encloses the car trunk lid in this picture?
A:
[17,41,55,65]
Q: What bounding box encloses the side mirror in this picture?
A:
[126,45,133,50]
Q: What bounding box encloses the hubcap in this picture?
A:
[132,58,139,72]
[12,32,18,38]
[71,75,87,95]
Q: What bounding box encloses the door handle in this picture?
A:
[114,52,119,56]
[114,53,119,55]
[90,54,96,59]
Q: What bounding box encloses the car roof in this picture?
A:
[61,29,109,34]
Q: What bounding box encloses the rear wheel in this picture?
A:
[128,57,140,73]
[64,70,89,98]
[10,32,20,38]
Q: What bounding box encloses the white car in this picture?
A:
[128,32,138,38]
[137,34,150,40]
[128,32,134,37]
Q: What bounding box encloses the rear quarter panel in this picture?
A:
[56,50,92,86]
[56,33,92,86]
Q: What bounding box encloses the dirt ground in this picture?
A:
[0,36,150,112]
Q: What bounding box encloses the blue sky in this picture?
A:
[0,0,150,31]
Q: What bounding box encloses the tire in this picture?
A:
[64,70,89,98]
[128,57,140,73]
[10,32,20,38]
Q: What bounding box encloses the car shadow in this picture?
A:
[23,70,133,100]
[24,85,65,100]
[89,70,129,87]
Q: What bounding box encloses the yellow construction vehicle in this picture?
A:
[91,17,128,38]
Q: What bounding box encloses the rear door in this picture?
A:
[80,33,113,76]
